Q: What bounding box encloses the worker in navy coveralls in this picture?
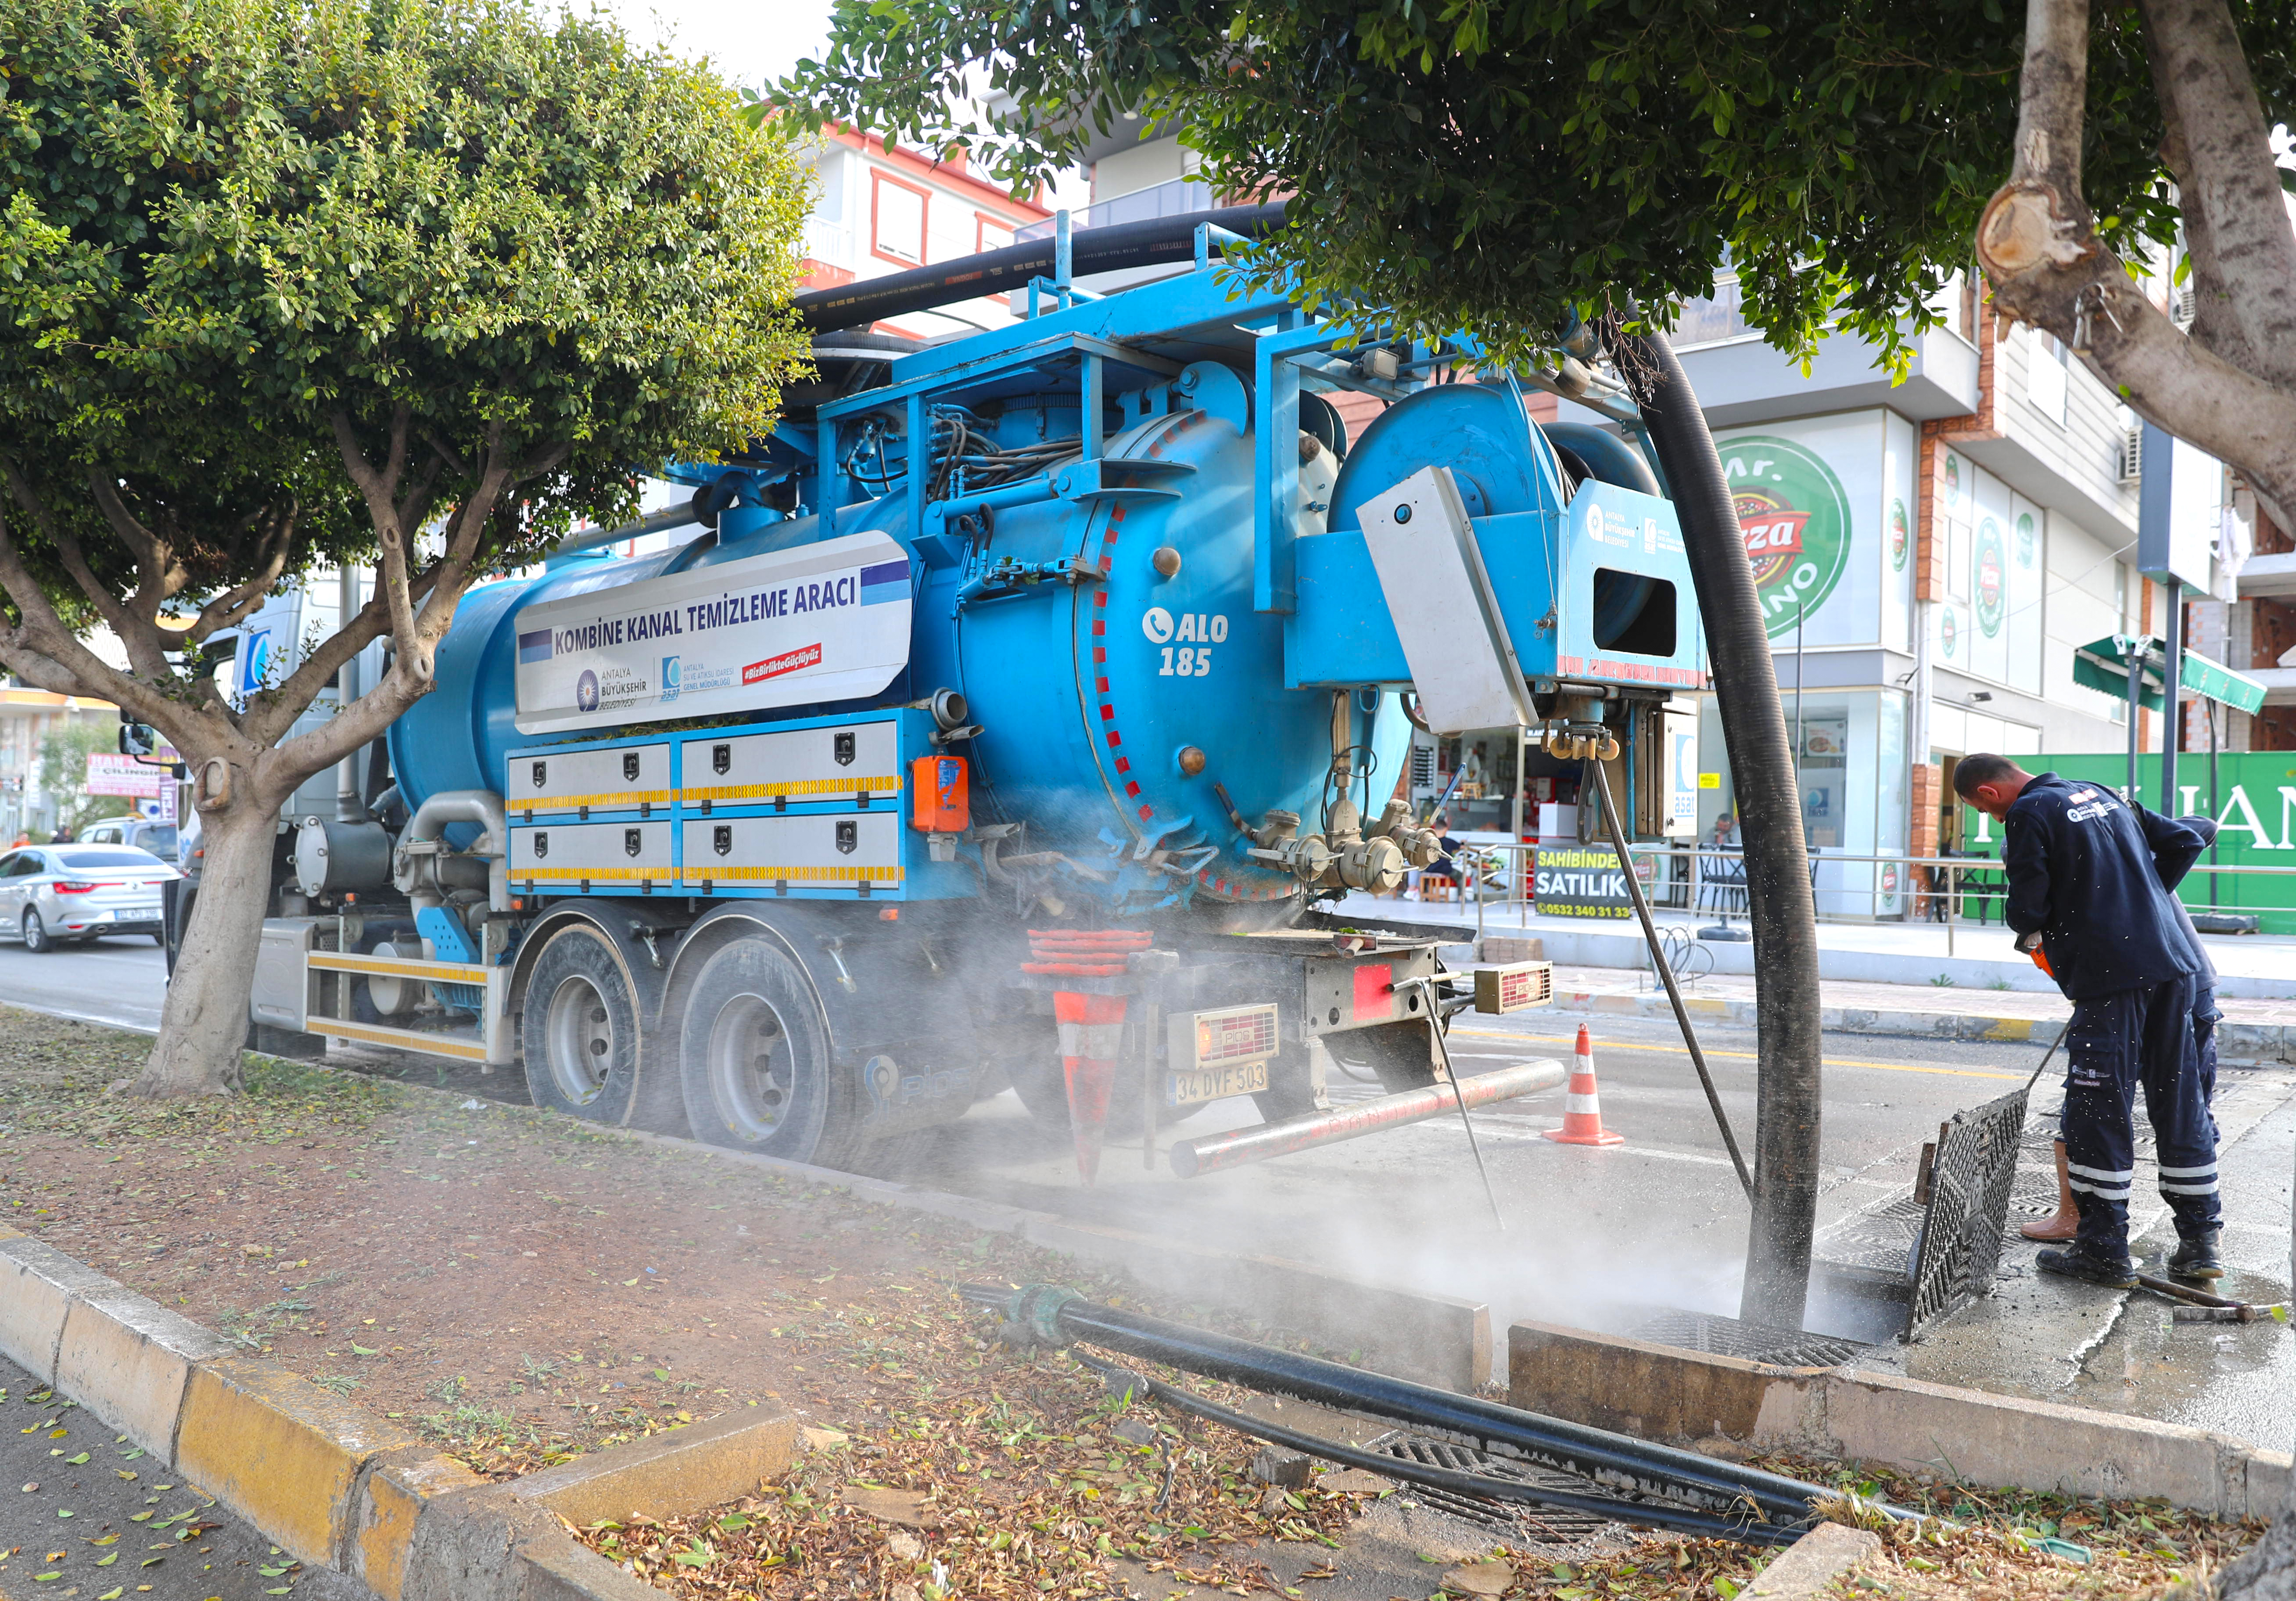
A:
[1954,754,2223,1288]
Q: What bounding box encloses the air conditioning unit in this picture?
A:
[2172,284,2197,328]
[2117,426,2143,484]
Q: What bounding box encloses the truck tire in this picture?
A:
[677,935,861,1166]
[520,923,674,1128]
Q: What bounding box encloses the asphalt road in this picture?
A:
[0,940,169,1034]
[0,1350,368,1601]
[0,939,2038,1336]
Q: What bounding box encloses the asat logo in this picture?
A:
[2016,511,2037,568]
[1975,517,2006,637]
[1889,498,1909,572]
[1721,436,1853,640]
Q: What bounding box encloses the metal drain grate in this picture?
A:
[1628,1310,1869,1369]
[1905,1087,2030,1340]
[1363,1431,1622,1543]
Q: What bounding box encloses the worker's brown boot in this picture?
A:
[2019,1140,2079,1242]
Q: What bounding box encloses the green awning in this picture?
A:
[2073,635,2267,715]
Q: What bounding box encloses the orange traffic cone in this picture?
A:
[1052,991,1126,1183]
[1542,1024,1624,1146]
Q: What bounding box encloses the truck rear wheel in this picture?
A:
[520,923,676,1129]
[677,936,861,1166]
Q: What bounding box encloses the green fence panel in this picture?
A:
[1955,753,2296,934]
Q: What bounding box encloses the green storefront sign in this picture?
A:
[1723,435,1854,639]
[1959,753,2296,933]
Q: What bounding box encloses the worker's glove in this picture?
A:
[2014,929,2044,955]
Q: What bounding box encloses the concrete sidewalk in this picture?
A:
[1528,962,2296,1062]
[1335,890,2296,1001]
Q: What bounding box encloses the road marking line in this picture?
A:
[1452,1029,2022,1082]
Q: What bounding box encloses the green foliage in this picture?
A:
[0,0,812,672]
[36,722,135,836]
[783,0,2292,372]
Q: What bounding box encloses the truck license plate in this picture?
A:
[1166,1060,1268,1107]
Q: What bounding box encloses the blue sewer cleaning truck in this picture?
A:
[232,213,1707,1181]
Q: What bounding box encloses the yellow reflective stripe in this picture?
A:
[512,867,675,880]
[682,865,904,882]
[309,952,488,984]
[307,1016,490,1061]
[679,776,900,800]
[506,790,673,811]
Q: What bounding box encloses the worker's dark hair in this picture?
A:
[1952,753,2022,800]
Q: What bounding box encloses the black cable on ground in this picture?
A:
[1063,1347,1803,1547]
[961,1284,1856,1527]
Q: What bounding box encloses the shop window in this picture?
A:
[1592,569,1676,657]
[872,175,927,265]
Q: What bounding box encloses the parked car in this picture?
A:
[79,815,180,859]
[0,845,178,950]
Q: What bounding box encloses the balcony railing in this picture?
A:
[1014,177,1219,242]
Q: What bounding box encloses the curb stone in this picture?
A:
[1509,1320,2293,1519]
[1541,986,2296,1062]
[0,1220,800,1601]
[1744,1521,1882,1598]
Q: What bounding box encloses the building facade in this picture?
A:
[793,128,1050,341]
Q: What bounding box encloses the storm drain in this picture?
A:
[1628,1310,1870,1370]
[1363,1430,1622,1544]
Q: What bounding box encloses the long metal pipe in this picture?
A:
[1169,1057,1565,1177]
[1622,327,1823,1329]
[971,1284,1837,1526]
[1065,1348,1801,1545]
[793,204,1289,333]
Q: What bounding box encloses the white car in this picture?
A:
[0,845,179,950]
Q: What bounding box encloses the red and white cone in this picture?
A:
[1542,1024,1624,1146]
[1053,990,1127,1183]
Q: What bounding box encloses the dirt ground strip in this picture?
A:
[0,1009,2264,1600]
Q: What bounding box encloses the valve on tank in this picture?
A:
[1247,809,1335,886]
[1370,798,1447,869]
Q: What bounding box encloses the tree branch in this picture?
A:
[185,501,297,644]
[0,482,217,747]
[86,472,191,635]
[2136,0,2296,389]
[334,406,427,672]
[3,461,177,682]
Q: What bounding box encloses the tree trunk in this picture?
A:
[2197,1506,2296,1598]
[131,796,281,1096]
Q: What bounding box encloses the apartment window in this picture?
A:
[976,216,1014,254]
[2027,330,2067,424]
[872,174,928,266]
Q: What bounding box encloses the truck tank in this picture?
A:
[391,384,1418,908]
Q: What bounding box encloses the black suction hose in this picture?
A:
[1619,328,1824,1330]
[968,1284,1840,1527]
[1063,1348,1802,1547]
[794,204,1289,332]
